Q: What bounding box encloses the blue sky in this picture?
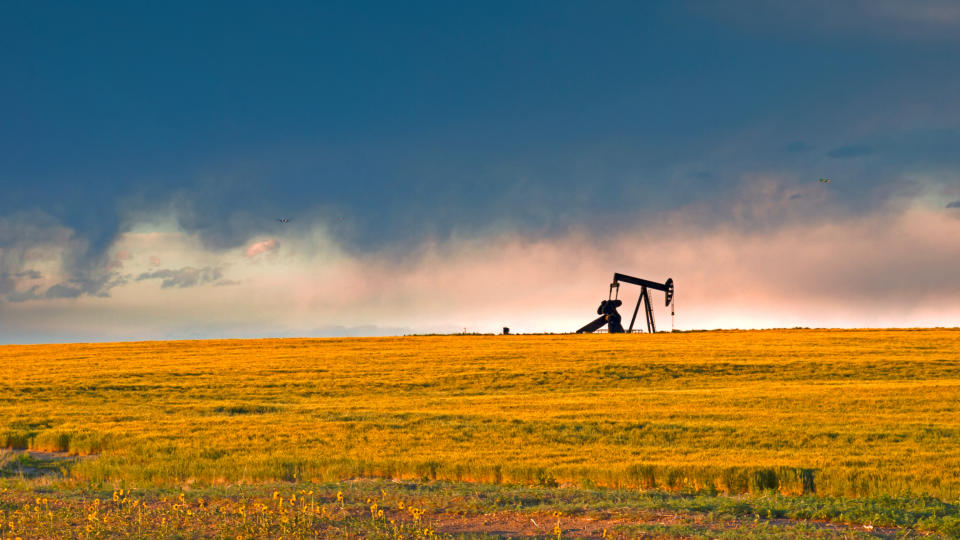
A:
[2,1,959,342]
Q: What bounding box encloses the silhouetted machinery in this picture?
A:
[577,273,674,334]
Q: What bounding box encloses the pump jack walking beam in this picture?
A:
[612,273,674,296]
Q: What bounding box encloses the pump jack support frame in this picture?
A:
[628,286,654,333]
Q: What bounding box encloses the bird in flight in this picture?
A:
[819,178,831,184]
[277,218,290,224]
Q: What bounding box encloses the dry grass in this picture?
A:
[2,329,960,499]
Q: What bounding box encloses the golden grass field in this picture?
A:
[2,328,960,501]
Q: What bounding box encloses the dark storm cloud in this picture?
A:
[0,273,24,299]
[6,285,42,303]
[15,270,42,279]
[136,267,223,289]
[44,273,128,299]
[784,141,811,153]
[129,125,960,259]
[948,201,960,208]
[690,0,960,40]
[0,211,127,303]
[1,265,125,303]
[2,0,960,311]
[0,211,66,248]
[164,183,270,251]
[44,283,83,299]
[827,145,874,159]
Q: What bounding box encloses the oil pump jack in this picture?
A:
[576,273,675,334]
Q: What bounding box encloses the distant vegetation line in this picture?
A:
[2,329,960,499]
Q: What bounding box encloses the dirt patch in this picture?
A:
[0,448,91,479]
[422,510,908,538]
[429,511,614,537]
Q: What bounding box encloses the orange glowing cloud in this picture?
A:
[245,238,279,258]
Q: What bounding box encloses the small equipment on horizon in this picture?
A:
[576,273,675,334]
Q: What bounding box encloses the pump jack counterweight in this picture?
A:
[576,273,674,334]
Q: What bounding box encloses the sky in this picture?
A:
[2,1,959,343]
